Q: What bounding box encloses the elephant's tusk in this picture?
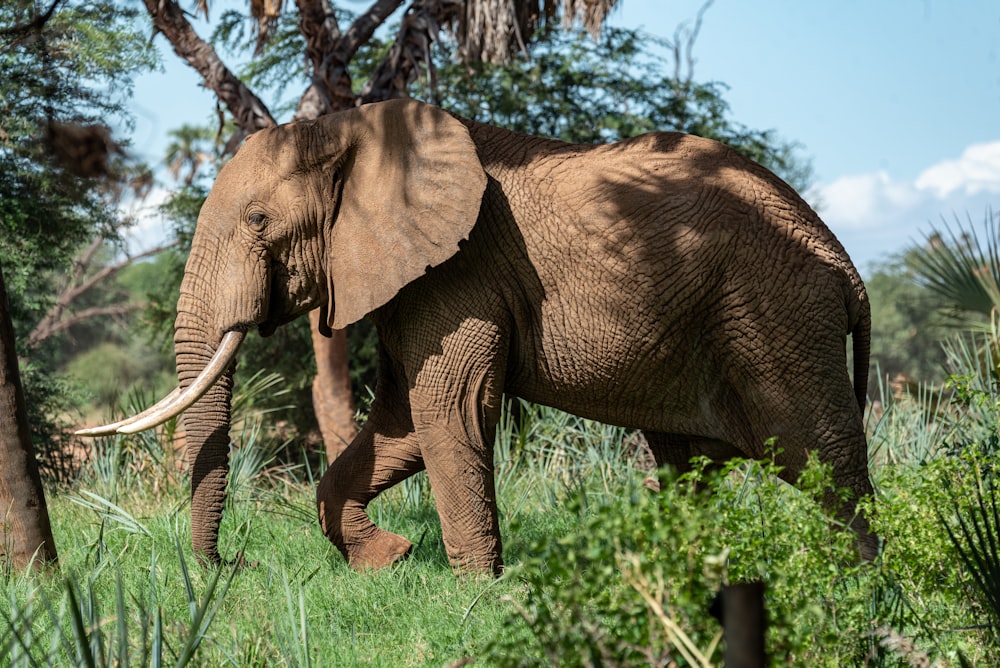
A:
[116,330,245,434]
[74,387,184,436]
[75,330,246,437]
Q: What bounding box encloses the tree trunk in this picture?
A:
[309,310,357,462]
[0,262,58,569]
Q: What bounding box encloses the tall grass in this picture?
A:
[0,541,233,667]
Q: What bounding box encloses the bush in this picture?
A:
[488,456,882,666]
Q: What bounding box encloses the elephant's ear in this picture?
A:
[321,99,487,330]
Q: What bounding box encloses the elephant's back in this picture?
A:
[491,131,861,433]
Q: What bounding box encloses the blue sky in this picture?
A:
[611,0,1000,270]
[129,0,1000,273]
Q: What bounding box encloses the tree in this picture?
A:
[142,0,623,462]
[859,212,1000,398]
[907,213,1000,331]
[0,263,57,568]
[1,0,154,563]
[428,24,811,190]
[165,124,219,187]
[1,0,156,366]
[864,249,950,391]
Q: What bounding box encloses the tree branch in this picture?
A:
[294,0,405,119]
[141,0,277,134]
[360,0,462,104]
[294,0,353,117]
[26,240,179,349]
[0,0,64,38]
[338,0,405,63]
[28,304,146,346]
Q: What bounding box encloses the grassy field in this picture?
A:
[4,374,1000,666]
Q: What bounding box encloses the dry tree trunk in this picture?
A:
[0,263,58,570]
[309,311,358,460]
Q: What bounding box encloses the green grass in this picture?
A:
[4,393,1000,666]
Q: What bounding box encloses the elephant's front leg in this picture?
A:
[316,424,423,570]
[409,333,507,576]
[316,352,424,570]
[415,409,503,575]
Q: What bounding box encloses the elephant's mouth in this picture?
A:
[256,301,313,338]
[257,274,295,337]
[257,270,324,338]
[258,319,279,338]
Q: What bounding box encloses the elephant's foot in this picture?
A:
[449,553,504,578]
[440,532,504,577]
[852,516,880,562]
[825,488,880,562]
[345,529,413,571]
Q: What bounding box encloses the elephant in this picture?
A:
[79,98,877,573]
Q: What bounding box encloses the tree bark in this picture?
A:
[309,310,358,461]
[0,262,58,570]
[140,0,277,133]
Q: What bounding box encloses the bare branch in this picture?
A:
[71,237,106,288]
[669,0,714,86]
[141,0,277,134]
[28,304,146,347]
[65,241,179,307]
[337,0,405,63]
[294,0,404,118]
[294,0,353,117]
[26,240,179,349]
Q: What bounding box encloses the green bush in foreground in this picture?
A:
[489,456,875,667]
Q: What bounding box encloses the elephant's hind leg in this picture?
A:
[642,432,744,491]
[771,426,878,561]
[316,354,424,571]
[644,431,745,475]
[745,363,878,561]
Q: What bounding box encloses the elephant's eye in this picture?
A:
[247,212,267,231]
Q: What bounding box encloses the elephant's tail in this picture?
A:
[851,288,872,413]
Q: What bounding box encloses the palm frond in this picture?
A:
[940,468,1000,634]
[908,210,1000,330]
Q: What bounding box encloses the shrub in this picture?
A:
[487,456,885,666]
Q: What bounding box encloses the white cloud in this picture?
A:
[914,141,1000,198]
[820,171,923,230]
[816,141,1000,270]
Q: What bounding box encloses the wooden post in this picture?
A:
[711,582,766,668]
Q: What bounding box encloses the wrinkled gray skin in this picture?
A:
[172,99,875,572]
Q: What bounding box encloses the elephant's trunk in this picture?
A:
[76,326,242,565]
[175,321,238,566]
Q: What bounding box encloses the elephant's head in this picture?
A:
[78,100,487,563]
